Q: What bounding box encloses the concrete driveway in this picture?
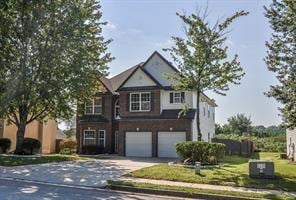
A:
[0,156,164,188]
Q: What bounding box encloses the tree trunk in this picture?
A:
[14,105,28,154]
[15,123,26,154]
[196,91,202,141]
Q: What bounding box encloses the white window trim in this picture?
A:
[114,99,120,119]
[171,92,184,104]
[83,129,96,146]
[85,97,102,115]
[98,130,106,147]
[130,92,151,112]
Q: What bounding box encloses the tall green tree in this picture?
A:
[226,113,252,135]
[264,0,296,128]
[164,10,248,141]
[0,0,113,153]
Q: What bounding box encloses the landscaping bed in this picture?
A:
[0,154,87,167]
[127,152,296,192]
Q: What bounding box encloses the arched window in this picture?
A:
[114,99,120,119]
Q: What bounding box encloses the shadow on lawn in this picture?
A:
[206,167,296,192]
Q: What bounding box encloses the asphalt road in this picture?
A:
[0,179,193,200]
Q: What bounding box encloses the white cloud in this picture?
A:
[105,21,117,30]
[155,38,174,48]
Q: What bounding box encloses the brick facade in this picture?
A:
[119,89,161,117]
[76,93,116,154]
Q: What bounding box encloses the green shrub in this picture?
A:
[21,138,41,155]
[0,138,11,153]
[176,141,225,165]
[59,140,77,155]
[59,148,72,155]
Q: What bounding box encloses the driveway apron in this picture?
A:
[0,157,159,188]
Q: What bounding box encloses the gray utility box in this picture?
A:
[249,160,275,179]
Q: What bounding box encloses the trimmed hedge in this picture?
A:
[21,138,41,155]
[0,138,11,153]
[176,141,225,165]
[59,140,77,155]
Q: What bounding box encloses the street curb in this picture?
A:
[0,177,106,191]
[107,184,261,200]
[0,177,183,199]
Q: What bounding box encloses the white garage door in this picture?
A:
[158,131,186,158]
[126,132,152,157]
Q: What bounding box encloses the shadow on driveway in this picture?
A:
[0,156,169,188]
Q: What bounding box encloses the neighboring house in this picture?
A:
[287,128,296,161]
[76,51,217,158]
[0,119,57,154]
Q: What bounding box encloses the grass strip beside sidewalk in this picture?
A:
[108,180,296,200]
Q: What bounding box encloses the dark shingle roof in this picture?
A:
[119,109,196,120]
[77,115,109,123]
[100,77,113,93]
[101,62,143,94]
[161,109,196,119]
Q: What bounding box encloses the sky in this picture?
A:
[99,0,282,127]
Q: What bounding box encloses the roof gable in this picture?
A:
[121,67,159,88]
[142,51,178,87]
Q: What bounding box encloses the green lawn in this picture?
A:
[128,152,296,191]
[108,180,295,200]
[0,154,88,166]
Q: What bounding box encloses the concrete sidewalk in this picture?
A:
[119,177,296,197]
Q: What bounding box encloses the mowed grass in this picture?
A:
[128,152,296,191]
[0,154,87,167]
[108,180,296,200]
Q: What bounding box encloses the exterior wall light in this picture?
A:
[170,128,173,131]
[136,128,139,131]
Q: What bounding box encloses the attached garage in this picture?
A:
[126,132,152,157]
[158,131,186,158]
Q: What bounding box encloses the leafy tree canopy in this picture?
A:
[164,9,248,140]
[0,0,113,152]
[264,0,296,128]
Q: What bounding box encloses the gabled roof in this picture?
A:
[98,51,216,106]
[142,51,179,73]
[109,63,142,92]
[100,77,113,93]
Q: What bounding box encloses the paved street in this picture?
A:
[0,179,192,200]
[0,157,163,188]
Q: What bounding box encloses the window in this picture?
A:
[114,99,120,119]
[203,107,206,116]
[207,105,210,118]
[85,97,102,115]
[130,92,151,112]
[170,92,185,104]
[98,130,105,147]
[84,130,96,145]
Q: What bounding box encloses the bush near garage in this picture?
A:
[176,141,225,165]
[59,140,77,155]
[21,138,41,155]
[0,138,11,153]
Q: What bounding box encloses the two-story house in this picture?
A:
[76,51,217,158]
